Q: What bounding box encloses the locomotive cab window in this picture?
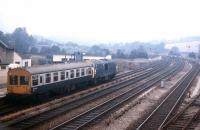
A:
[45,73,51,83]
[87,68,92,75]
[20,76,29,85]
[9,75,18,85]
[32,75,38,86]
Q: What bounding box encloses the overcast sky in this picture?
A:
[0,0,200,43]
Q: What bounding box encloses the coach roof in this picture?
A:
[26,62,93,74]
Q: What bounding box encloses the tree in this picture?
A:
[40,46,51,54]
[0,31,6,43]
[188,52,196,59]
[137,46,148,59]
[129,49,137,59]
[129,46,148,59]
[198,54,200,59]
[116,49,126,58]
[169,47,180,56]
[61,49,66,54]
[102,48,110,56]
[51,45,60,54]
[88,45,110,56]
[30,47,39,54]
[12,27,31,53]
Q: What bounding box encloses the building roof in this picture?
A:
[26,62,92,74]
[0,40,13,50]
[17,53,31,59]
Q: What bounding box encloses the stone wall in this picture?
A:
[0,69,7,84]
[0,46,14,64]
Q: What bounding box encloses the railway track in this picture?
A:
[3,59,174,129]
[48,59,182,130]
[135,62,200,130]
[0,60,165,117]
[162,95,200,130]
[114,59,165,80]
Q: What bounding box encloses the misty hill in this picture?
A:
[172,36,200,43]
[1,27,200,59]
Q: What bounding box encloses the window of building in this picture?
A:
[1,65,6,69]
[45,73,51,83]
[32,75,38,86]
[25,62,28,67]
[66,71,69,79]
[53,72,58,81]
[20,76,29,85]
[70,70,74,78]
[60,71,65,80]
[9,75,18,85]
[15,62,20,64]
[76,69,80,78]
[81,68,85,76]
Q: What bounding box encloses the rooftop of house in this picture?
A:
[0,40,14,50]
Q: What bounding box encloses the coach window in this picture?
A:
[66,71,69,79]
[81,68,85,76]
[40,76,43,84]
[53,72,58,81]
[45,73,51,83]
[32,75,38,86]
[76,69,80,78]
[70,70,74,78]
[20,76,29,85]
[10,75,18,85]
[60,71,65,80]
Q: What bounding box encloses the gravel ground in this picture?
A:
[114,58,157,72]
[179,72,200,130]
[32,86,133,130]
[162,67,200,130]
[87,62,191,130]
[175,70,200,113]
[32,77,147,130]
[31,62,161,130]
[194,76,200,130]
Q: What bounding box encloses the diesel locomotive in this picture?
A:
[7,60,116,99]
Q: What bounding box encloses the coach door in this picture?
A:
[39,74,44,85]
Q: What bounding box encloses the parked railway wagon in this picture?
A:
[7,60,116,100]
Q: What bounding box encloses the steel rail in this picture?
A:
[49,60,182,130]
[161,95,200,130]
[5,59,172,130]
[135,63,199,130]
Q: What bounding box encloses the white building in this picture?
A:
[165,41,200,53]
[13,52,31,67]
[53,54,112,63]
